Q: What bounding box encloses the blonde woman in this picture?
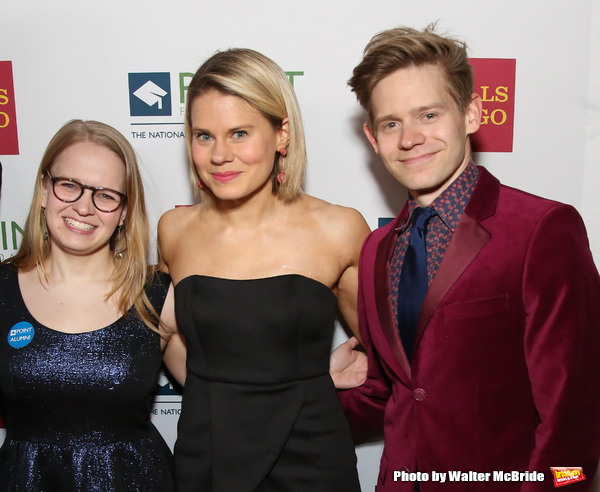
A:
[159,49,369,492]
[0,120,176,490]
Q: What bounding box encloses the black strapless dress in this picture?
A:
[174,274,360,492]
[0,264,174,491]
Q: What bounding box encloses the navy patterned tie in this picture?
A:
[397,207,437,362]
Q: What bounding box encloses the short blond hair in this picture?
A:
[185,48,306,204]
[349,24,474,128]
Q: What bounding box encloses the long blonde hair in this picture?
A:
[7,119,160,332]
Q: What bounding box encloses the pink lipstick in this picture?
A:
[212,171,241,183]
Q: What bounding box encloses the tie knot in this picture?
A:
[411,207,436,230]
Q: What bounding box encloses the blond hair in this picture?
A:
[185,48,306,204]
[6,119,160,332]
[349,23,474,128]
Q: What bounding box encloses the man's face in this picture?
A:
[364,64,481,206]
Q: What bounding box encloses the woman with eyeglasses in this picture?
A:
[0,120,177,491]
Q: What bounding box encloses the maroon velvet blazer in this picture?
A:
[340,167,600,491]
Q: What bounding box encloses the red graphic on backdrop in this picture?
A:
[470,58,516,153]
[0,61,20,155]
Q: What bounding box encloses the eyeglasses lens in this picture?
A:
[53,178,122,212]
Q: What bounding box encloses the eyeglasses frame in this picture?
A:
[45,171,127,213]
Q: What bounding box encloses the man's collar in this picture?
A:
[396,160,480,233]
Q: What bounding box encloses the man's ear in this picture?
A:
[363,122,380,155]
[465,93,482,136]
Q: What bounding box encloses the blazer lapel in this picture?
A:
[414,167,500,348]
[373,207,413,383]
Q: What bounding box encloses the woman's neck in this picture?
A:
[42,248,116,285]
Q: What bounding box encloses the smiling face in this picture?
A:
[42,141,127,257]
[190,90,288,206]
[363,64,481,206]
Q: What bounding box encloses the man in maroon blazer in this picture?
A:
[337,25,600,491]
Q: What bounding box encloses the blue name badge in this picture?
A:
[8,321,35,348]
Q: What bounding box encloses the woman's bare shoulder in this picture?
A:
[157,205,203,266]
[300,194,370,240]
[158,205,200,234]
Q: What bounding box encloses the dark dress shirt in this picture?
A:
[390,162,480,326]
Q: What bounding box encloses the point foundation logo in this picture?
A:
[126,70,303,142]
[0,220,24,262]
[128,73,172,117]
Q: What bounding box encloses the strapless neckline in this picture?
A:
[175,273,336,299]
[172,270,360,491]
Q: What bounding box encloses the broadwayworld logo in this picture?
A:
[128,73,172,117]
[550,467,586,487]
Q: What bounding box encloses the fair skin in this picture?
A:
[330,64,482,381]
[19,141,175,351]
[363,64,482,207]
[159,90,370,387]
[21,142,129,333]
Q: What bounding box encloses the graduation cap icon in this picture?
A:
[133,81,168,110]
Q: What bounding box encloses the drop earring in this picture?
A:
[41,208,49,241]
[114,225,127,260]
[277,148,287,184]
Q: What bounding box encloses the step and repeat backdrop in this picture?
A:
[1,1,600,490]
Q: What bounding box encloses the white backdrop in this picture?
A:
[1,1,600,490]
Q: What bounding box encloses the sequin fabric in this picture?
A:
[0,265,174,491]
[390,162,480,325]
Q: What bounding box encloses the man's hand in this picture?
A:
[330,337,367,389]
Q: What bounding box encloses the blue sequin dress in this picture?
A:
[0,264,174,491]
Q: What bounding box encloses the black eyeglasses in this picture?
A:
[46,171,127,213]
